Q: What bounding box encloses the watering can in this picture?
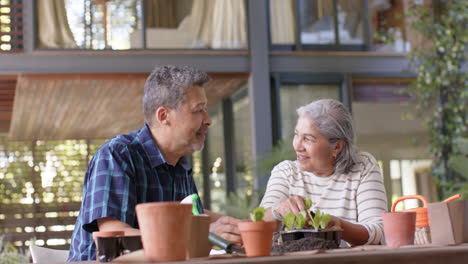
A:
[391,193,461,244]
[391,194,461,227]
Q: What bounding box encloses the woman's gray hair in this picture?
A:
[143,65,211,125]
[296,99,358,174]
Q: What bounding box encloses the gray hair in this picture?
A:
[296,99,358,174]
[143,65,211,125]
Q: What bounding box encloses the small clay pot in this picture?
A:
[238,221,276,257]
[188,214,212,259]
[382,211,416,247]
[136,202,192,262]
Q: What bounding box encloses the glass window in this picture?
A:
[232,85,253,201]
[270,0,366,49]
[63,0,142,50]
[206,102,225,213]
[370,0,411,52]
[40,0,247,50]
[280,84,339,139]
[298,0,365,45]
[143,0,247,50]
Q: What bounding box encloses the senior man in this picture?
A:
[68,66,241,261]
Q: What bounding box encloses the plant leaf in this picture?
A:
[296,211,306,229]
[311,209,321,230]
[304,198,312,209]
[320,213,331,229]
[283,212,295,231]
[249,207,265,222]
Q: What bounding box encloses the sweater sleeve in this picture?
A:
[356,153,388,245]
[259,161,292,209]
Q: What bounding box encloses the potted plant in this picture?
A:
[279,199,342,249]
[238,207,277,257]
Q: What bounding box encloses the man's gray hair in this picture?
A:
[143,65,211,125]
[296,99,358,174]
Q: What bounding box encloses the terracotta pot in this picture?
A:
[238,221,276,257]
[382,211,416,248]
[187,214,212,258]
[136,202,192,262]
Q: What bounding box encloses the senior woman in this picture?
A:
[261,99,387,246]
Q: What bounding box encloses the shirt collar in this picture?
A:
[138,124,192,171]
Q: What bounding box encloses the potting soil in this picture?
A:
[271,232,338,254]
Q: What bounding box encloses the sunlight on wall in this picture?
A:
[390,159,433,210]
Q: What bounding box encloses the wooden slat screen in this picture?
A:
[0,202,81,250]
[0,0,23,52]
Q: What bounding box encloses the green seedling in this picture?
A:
[304,198,312,209]
[303,198,314,222]
[320,213,331,229]
[283,212,295,231]
[295,211,307,229]
[250,207,266,222]
[309,209,332,230]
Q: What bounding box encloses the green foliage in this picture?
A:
[250,207,266,222]
[295,211,307,229]
[0,137,106,205]
[304,198,312,209]
[282,212,296,231]
[224,189,265,219]
[308,209,332,230]
[407,0,468,199]
[319,213,331,229]
[0,236,30,264]
[257,137,295,175]
[282,205,332,231]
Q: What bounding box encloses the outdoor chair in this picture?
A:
[29,245,69,263]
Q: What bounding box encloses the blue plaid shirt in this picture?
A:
[68,124,203,261]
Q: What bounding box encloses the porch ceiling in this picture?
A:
[8,73,248,141]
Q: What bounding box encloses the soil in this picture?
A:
[271,232,339,254]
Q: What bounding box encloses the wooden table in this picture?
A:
[76,243,468,263]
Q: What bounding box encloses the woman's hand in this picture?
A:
[326,215,343,231]
[274,195,308,217]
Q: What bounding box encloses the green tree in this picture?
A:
[407,0,467,198]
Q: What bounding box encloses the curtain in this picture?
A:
[190,0,246,49]
[37,0,77,48]
[145,0,177,28]
[190,0,215,47]
[211,0,246,49]
[270,0,296,44]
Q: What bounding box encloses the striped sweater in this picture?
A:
[260,152,387,245]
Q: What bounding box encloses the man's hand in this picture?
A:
[209,216,242,246]
[274,195,308,217]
